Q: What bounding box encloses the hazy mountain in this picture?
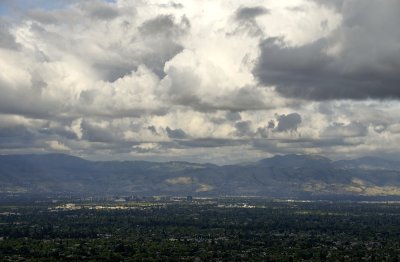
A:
[1,153,400,198]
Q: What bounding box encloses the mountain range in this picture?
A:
[1,153,400,198]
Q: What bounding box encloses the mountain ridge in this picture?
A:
[1,153,400,198]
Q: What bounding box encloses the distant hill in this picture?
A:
[1,153,400,198]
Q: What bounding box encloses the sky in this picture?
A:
[0,0,399,164]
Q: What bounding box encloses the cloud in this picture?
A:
[147,125,159,136]
[322,122,368,138]
[0,20,19,49]
[83,1,120,20]
[0,0,399,164]
[39,122,78,140]
[139,14,189,38]
[77,66,165,117]
[132,142,160,153]
[373,124,386,134]
[46,140,70,151]
[158,2,184,9]
[161,50,278,111]
[274,113,302,133]
[255,0,400,100]
[178,138,244,148]
[234,120,253,137]
[165,127,187,139]
[310,0,344,12]
[256,120,275,138]
[235,6,269,20]
[233,6,269,37]
[226,112,241,122]
[81,120,117,143]
[267,120,275,129]
[138,14,189,78]
[0,125,36,149]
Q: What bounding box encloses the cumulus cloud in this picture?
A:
[165,127,187,139]
[274,113,302,133]
[0,0,399,164]
[255,120,275,138]
[234,120,253,137]
[226,112,242,122]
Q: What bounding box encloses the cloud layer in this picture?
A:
[0,0,399,163]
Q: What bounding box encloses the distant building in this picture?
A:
[187,195,193,202]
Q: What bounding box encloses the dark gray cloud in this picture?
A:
[267,120,275,129]
[166,84,272,112]
[139,14,190,38]
[255,0,400,100]
[93,63,136,83]
[234,120,253,137]
[81,121,117,143]
[165,127,187,139]
[256,120,275,138]
[309,0,344,12]
[26,9,59,24]
[0,86,60,119]
[252,136,363,156]
[84,1,120,20]
[277,137,362,148]
[255,38,335,100]
[38,124,77,140]
[147,126,159,136]
[232,6,269,37]
[275,113,302,132]
[0,20,19,49]
[300,138,356,148]
[210,112,241,125]
[256,127,268,138]
[226,112,241,122]
[178,138,245,148]
[235,6,269,20]
[0,125,36,149]
[138,14,189,78]
[141,45,183,78]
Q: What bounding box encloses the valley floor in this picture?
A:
[1,197,400,261]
